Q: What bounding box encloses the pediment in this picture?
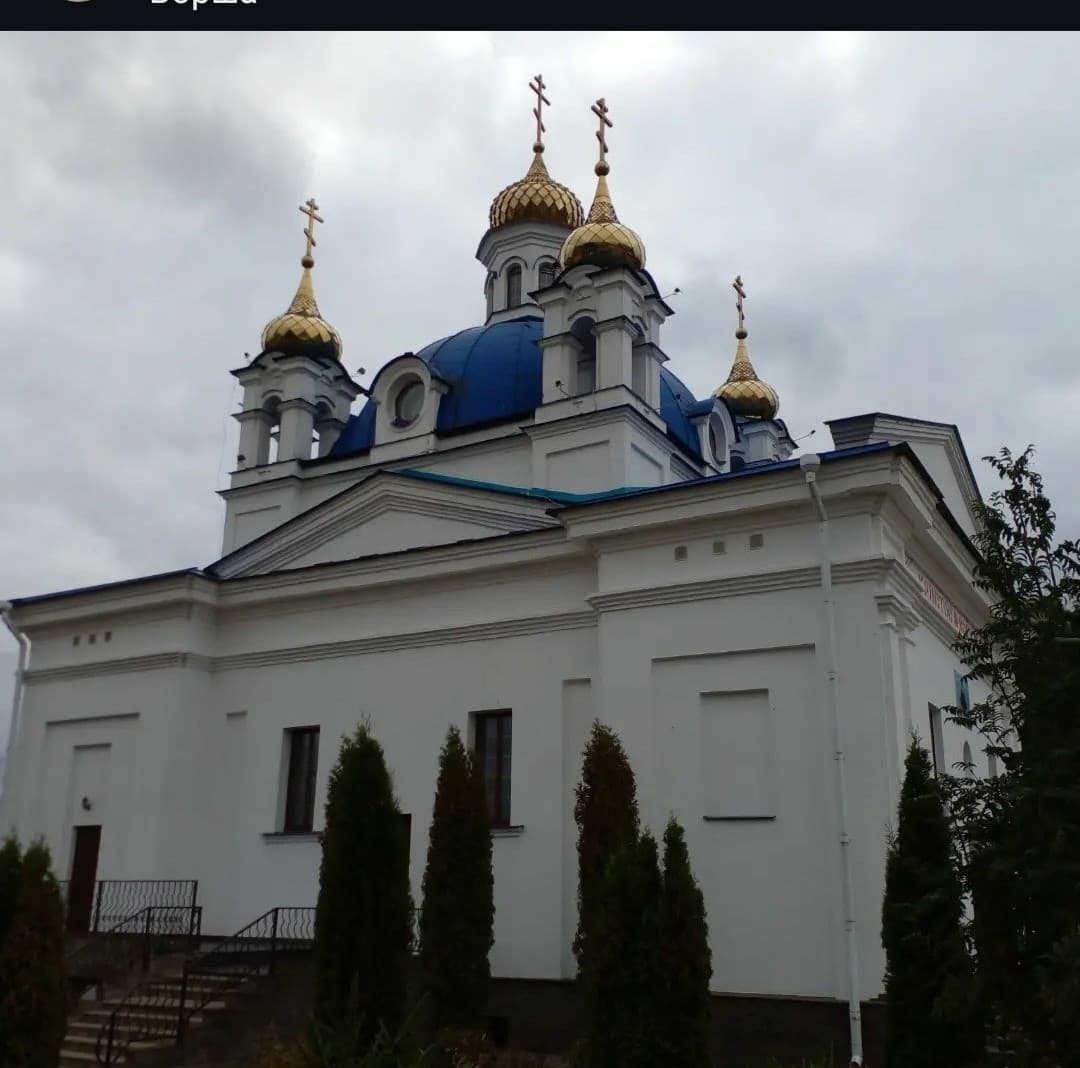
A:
[826,413,982,538]
[211,471,559,579]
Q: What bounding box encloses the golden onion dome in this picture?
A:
[489,145,585,231]
[714,330,780,420]
[261,253,342,361]
[560,161,645,271]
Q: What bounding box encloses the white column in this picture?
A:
[278,399,317,461]
[236,409,273,468]
[594,320,632,390]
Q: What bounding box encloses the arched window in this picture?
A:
[261,396,281,465]
[962,741,974,777]
[313,401,334,458]
[392,377,425,427]
[485,273,495,319]
[987,751,999,778]
[570,318,597,395]
[708,414,728,469]
[538,260,556,289]
[506,264,523,308]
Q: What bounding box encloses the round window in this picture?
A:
[394,379,425,426]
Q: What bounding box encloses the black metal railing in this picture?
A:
[60,879,199,933]
[95,905,315,1067]
[67,904,203,994]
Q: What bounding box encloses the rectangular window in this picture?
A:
[928,703,945,777]
[283,727,320,833]
[474,711,512,826]
[954,671,971,715]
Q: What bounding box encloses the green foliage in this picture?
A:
[657,818,712,1067]
[252,1004,437,1068]
[313,724,415,1053]
[757,1057,833,1068]
[0,835,23,947]
[419,726,494,1041]
[572,721,639,974]
[881,742,981,1068]
[577,831,663,1068]
[943,446,1080,1065]
[0,838,68,1068]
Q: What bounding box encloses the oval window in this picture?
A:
[394,380,425,426]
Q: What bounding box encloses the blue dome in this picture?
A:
[330,316,702,460]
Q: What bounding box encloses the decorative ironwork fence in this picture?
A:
[96,905,316,1066]
[67,904,203,992]
[59,879,199,933]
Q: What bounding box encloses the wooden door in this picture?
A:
[68,825,101,933]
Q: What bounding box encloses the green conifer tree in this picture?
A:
[572,721,639,974]
[657,818,712,1066]
[881,741,981,1068]
[312,725,414,1051]
[0,834,23,946]
[419,725,494,1043]
[0,839,68,1068]
[578,832,663,1068]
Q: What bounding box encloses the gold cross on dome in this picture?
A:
[592,97,613,166]
[733,275,747,333]
[299,197,324,262]
[529,73,550,146]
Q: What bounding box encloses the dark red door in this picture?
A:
[67,825,101,933]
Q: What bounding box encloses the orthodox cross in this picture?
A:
[733,275,747,333]
[592,97,613,167]
[299,198,323,262]
[529,74,550,147]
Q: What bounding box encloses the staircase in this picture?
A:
[60,970,248,1066]
[68,905,316,1067]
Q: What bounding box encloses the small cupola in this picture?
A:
[261,198,342,361]
[713,275,779,420]
[477,76,583,324]
[560,98,645,272]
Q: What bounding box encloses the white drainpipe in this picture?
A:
[0,601,29,800]
[799,454,863,1067]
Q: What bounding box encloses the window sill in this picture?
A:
[702,815,776,823]
[262,831,322,843]
[491,824,525,838]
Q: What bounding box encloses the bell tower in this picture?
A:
[222,199,360,555]
[476,75,584,324]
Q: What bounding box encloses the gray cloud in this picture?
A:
[2,31,1079,736]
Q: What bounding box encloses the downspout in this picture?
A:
[0,602,29,798]
[799,454,863,1066]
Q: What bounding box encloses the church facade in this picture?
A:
[0,90,990,1061]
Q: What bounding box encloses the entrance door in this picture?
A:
[68,825,101,933]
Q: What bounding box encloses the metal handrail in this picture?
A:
[60,879,198,933]
[67,904,203,993]
[95,905,315,1066]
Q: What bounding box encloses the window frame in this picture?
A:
[283,726,320,834]
[474,710,512,827]
[392,377,425,427]
[927,703,945,777]
[506,264,523,308]
[537,260,556,289]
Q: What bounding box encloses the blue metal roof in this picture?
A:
[330,316,704,459]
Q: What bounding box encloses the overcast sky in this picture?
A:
[2,31,1079,740]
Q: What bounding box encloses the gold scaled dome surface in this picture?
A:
[489,146,585,231]
[560,163,645,271]
[714,331,780,420]
[261,256,342,361]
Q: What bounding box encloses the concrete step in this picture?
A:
[82,1006,208,1027]
[101,995,227,1011]
[60,1050,122,1066]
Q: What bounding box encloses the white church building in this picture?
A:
[0,91,990,1062]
